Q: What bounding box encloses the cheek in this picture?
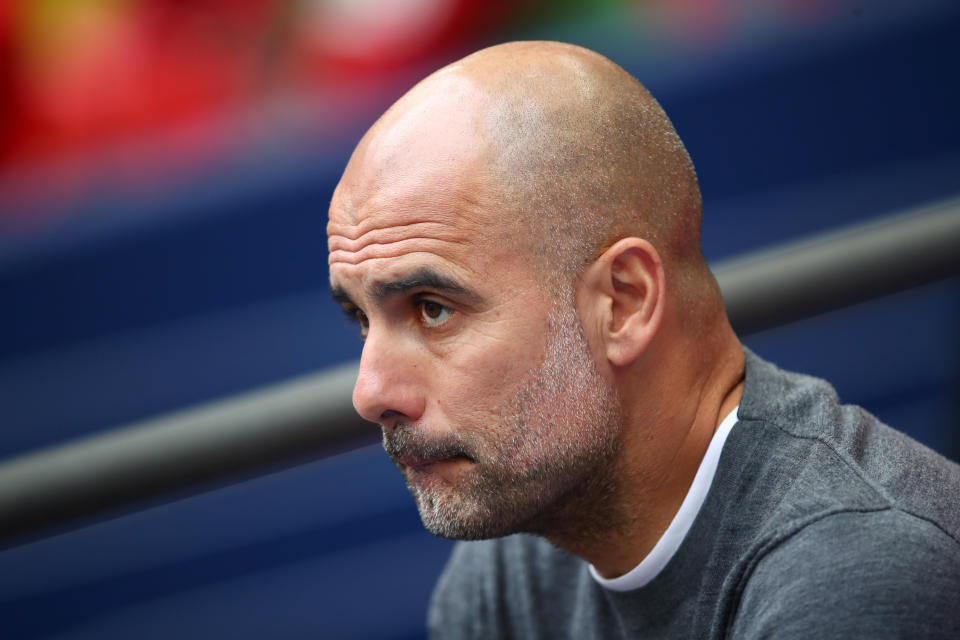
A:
[431,325,545,422]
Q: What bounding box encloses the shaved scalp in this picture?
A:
[460,42,704,287]
[342,41,715,308]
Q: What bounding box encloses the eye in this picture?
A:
[417,299,452,328]
[355,310,369,339]
[341,306,369,339]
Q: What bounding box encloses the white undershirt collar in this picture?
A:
[589,406,740,592]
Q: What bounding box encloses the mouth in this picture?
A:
[382,424,474,473]
[399,453,473,471]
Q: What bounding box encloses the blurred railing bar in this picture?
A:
[0,361,373,548]
[720,197,960,334]
[1,197,959,547]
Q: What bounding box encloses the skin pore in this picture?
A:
[327,41,745,578]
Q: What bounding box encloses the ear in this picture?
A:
[578,237,665,368]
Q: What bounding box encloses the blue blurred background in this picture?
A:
[1,1,958,637]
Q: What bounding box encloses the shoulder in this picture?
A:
[427,541,496,640]
[738,348,960,537]
[731,509,960,639]
[428,535,584,640]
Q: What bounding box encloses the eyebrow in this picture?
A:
[330,267,482,308]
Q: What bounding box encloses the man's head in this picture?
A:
[327,41,721,544]
[458,41,704,292]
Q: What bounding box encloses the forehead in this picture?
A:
[327,178,508,296]
[327,75,523,292]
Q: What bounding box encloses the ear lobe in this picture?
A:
[596,238,665,368]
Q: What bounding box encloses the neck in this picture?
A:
[546,325,745,578]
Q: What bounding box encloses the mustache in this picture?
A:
[382,423,474,465]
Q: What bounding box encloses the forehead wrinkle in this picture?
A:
[327,220,468,250]
[330,179,492,229]
[328,238,471,267]
[329,251,485,310]
[328,196,501,270]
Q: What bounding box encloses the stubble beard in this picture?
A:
[382,303,624,545]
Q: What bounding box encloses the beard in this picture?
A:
[382,302,623,543]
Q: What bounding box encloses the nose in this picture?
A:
[352,331,426,428]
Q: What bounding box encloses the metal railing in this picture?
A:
[1,198,958,546]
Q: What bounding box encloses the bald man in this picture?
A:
[327,42,960,639]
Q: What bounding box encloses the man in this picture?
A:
[327,41,960,638]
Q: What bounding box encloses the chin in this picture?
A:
[412,487,524,540]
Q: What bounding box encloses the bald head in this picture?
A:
[335,41,707,298]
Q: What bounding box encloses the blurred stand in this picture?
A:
[1,2,958,639]
[0,0,508,220]
[1,198,958,546]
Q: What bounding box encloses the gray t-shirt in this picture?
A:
[428,349,960,639]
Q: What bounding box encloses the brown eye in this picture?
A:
[341,305,369,339]
[355,310,369,339]
[419,300,452,327]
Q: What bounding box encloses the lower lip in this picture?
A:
[407,456,471,475]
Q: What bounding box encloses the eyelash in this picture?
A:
[341,298,453,338]
[341,306,369,336]
[416,298,453,328]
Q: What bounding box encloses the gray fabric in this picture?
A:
[428,348,960,639]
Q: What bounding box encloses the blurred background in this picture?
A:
[1,0,958,637]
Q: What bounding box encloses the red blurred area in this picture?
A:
[300,0,506,81]
[1,0,851,220]
[1,0,508,183]
[7,0,262,169]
